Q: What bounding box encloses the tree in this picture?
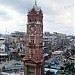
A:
[64,62,75,74]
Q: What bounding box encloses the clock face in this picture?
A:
[30,26,36,32]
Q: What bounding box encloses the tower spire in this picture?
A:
[35,0,37,6]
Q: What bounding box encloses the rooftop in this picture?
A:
[52,51,63,55]
[69,55,75,60]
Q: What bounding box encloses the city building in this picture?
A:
[43,32,66,53]
[69,55,75,63]
[0,37,5,52]
[43,32,57,53]
[0,37,9,62]
[4,32,26,60]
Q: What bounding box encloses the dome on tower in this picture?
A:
[28,3,43,15]
[33,4,41,12]
[27,1,43,24]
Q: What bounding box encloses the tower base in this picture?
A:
[24,60,44,75]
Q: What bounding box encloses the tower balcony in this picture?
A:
[27,21,43,25]
[39,43,43,48]
[26,42,36,48]
[26,42,43,48]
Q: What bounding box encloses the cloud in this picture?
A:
[0,0,74,35]
[0,4,26,34]
[0,0,35,14]
[42,0,74,35]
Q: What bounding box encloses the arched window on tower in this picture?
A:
[35,19,37,22]
[29,19,31,22]
[39,19,41,23]
[39,19,42,23]
[41,20,42,23]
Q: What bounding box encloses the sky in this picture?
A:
[0,0,74,35]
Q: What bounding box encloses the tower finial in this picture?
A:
[35,0,37,6]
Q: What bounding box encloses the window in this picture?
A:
[30,19,31,22]
[29,49,35,55]
[30,36,35,44]
[2,49,4,51]
[28,72,35,75]
[35,19,36,22]
[31,39,34,44]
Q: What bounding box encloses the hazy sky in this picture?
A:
[0,0,74,35]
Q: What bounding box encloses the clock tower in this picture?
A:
[23,2,44,75]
